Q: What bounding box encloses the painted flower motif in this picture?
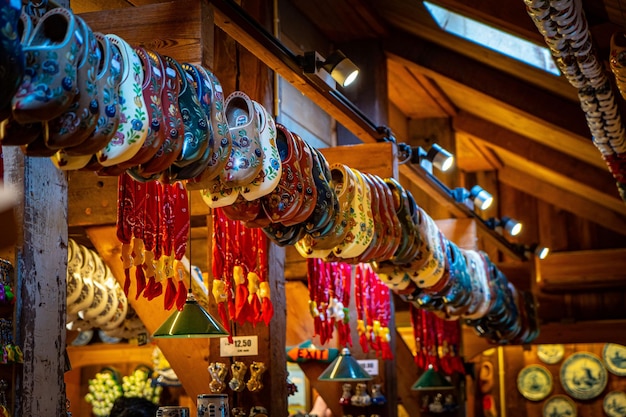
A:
[111,131,125,146]
[254,148,262,157]
[61,76,73,91]
[41,60,59,75]
[181,108,191,122]
[239,136,250,147]
[270,158,280,170]
[89,99,99,114]
[131,119,143,131]
[105,104,116,118]
[169,128,178,139]
[33,84,53,101]
[150,118,160,131]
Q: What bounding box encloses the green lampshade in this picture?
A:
[318,348,372,382]
[411,365,454,391]
[152,292,229,338]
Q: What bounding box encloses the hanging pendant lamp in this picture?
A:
[411,364,454,391]
[318,348,372,382]
[152,290,229,338]
[153,188,229,339]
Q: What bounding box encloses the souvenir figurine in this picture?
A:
[208,362,228,393]
[229,361,248,392]
[246,361,267,392]
[339,383,352,405]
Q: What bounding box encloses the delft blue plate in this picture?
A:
[560,352,608,400]
[604,391,626,417]
[538,344,565,365]
[542,395,577,417]
[603,344,626,376]
[517,364,553,401]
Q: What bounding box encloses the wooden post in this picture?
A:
[3,148,68,416]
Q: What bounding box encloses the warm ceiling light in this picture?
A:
[451,185,493,210]
[301,50,360,87]
[411,143,454,173]
[501,216,522,237]
[529,244,550,260]
[318,348,372,382]
[469,185,493,210]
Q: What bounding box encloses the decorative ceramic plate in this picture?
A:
[70,330,94,347]
[543,395,577,417]
[517,364,553,401]
[538,344,565,364]
[560,352,608,400]
[603,344,626,376]
[604,391,626,417]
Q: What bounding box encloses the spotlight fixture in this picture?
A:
[486,216,522,237]
[451,185,493,210]
[501,216,522,237]
[318,348,372,382]
[411,365,454,391]
[529,243,550,260]
[301,50,360,87]
[410,143,455,173]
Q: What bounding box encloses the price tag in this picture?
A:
[220,336,258,357]
[357,359,379,376]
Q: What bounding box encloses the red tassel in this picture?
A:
[234,284,251,325]
[261,298,274,325]
[135,266,146,300]
[123,268,131,297]
[164,278,177,310]
[249,294,262,326]
[175,280,187,311]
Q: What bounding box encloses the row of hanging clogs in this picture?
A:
[0,5,263,186]
[375,216,539,345]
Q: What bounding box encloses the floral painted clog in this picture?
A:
[221,194,261,222]
[12,7,83,123]
[62,33,123,156]
[263,222,306,247]
[301,146,336,236]
[45,15,99,149]
[353,173,384,263]
[239,100,281,201]
[368,174,401,262]
[261,123,304,223]
[222,91,263,187]
[130,51,183,177]
[168,56,209,169]
[293,163,355,258]
[282,131,317,226]
[0,1,25,119]
[110,47,166,169]
[167,62,214,180]
[333,168,374,260]
[51,150,91,170]
[199,176,239,208]
[185,65,232,188]
[96,34,148,167]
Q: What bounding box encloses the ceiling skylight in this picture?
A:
[423,1,561,76]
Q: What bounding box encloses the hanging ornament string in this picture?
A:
[131,180,147,300]
[375,276,393,360]
[116,173,135,297]
[256,230,273,326]
[142,180,162,300]
[354,264,369,353]
[410,304,425,369]
[306,258,322,340]
[172,183,190,310]
[211,208,232,339]
[161,183,178,311]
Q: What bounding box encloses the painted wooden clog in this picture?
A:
[12,7,83,123]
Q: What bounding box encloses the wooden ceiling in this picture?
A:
[285,0,626,249]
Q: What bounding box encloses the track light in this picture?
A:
[451,186,493,210]
[301,50,360,87]
[486,217,522,237]
[410,143,454,173]
[529,244,550,260]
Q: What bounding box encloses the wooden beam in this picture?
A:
[395,331,422,417]
[67,344,153,369]
[319,142,398,179]
[537,248,626,291]
[3,149,68,416]
[80,0,202,64]
[384,32,607,170]
[454,111,617,198]
[499,166,626,235]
